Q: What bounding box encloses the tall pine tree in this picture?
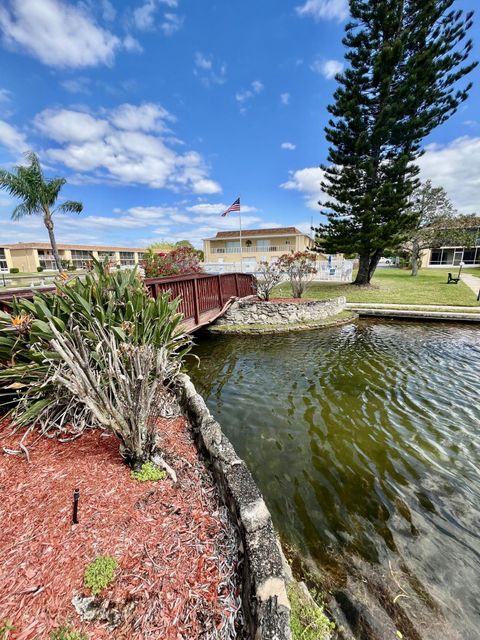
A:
[314,0,477,285]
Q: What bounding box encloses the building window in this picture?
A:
[0,249,8,272]
[137,252,144,261]
[38,249,57,270]
[71,250,92,269]
[226,241,240,253]
[120,251,135,266]
[430,246,480,266]
[98,251,116,262]
[257,239,270,249]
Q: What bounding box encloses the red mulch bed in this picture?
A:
[0,417,241,639]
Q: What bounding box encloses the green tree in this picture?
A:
[147,241,175,253]
[175,240,194,248]
[313,0,477,285]
[401,180,461,275]
[0,152,83,271]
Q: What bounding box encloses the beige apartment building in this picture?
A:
[203,227,320,264]
[0,243,146,272]
[420,244,480,268]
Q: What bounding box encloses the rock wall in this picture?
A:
[175,374,292,640]
[216,296,346,326]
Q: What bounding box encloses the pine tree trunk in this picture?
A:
[43,210,62,271]
[368,250,383,281]
[354,250,382,285]
[354,253,371,285]
[411,242,420,276]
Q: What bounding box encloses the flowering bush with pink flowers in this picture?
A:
[142,246,203,278]
[278,251,317,298]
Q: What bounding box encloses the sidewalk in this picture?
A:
[346,301,480,322]
[461,273,480,298]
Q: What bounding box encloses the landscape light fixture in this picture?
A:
[72,488,80,524]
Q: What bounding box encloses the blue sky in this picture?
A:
[0,0,479,249]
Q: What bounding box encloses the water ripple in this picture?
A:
[191,320,480,636]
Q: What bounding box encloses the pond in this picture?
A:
[190,320,480,639]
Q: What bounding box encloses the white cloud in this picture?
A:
[35,109,110,143]
[33,103,221,195]
[186,203,259,215]
[101,0,116,21]
[311,58,344,79]
[161,13,184,35]
[281,142,296,150]
[110,102,174,132]
[123,34,143,53]
[194,52,212,71]
[280,92,290,105]
[0,0,122,68]
[132,0,181,33]
[193,214,264,230]
[194,52,227,86]
[236,80,264,113]
[133,0,157,30]
[0,119,28,153]
[61,77,92,94]
[0,88,12,103]
[252,80,264,94]
[281,166,326,209]
[296,0,349,22]
[418,136,480,213]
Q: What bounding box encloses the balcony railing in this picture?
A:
[211,245,293,254]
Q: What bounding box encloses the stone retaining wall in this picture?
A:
[175,374,291,640]
[215,296,346,326]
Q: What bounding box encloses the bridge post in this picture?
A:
[234,273,239,297]
[217,275,223,306]
[192,278,200,325]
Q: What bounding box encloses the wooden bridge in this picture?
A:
[0,272,256,333]
[145,272,255,332]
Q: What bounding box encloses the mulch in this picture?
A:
[0,416,242,640]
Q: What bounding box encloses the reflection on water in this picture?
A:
[190,321,480,637]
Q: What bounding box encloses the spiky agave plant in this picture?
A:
[0,260,191,469]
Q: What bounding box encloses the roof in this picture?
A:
[205,227,307,241]
[4,242,146,252]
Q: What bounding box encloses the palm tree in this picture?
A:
[0,151,83,271]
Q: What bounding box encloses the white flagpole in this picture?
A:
[239,195,243,273]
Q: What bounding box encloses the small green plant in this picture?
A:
[50,625,88,640]
[9,267,19,274]
[0,620,14,639]
[83,556,117,596]
[37,266,44,273]
[289,583,335,640]
[131,461,166,482]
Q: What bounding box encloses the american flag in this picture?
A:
[221,197,240,216]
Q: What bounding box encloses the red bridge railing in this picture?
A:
[0,272,256,329]
[144,272,255,326]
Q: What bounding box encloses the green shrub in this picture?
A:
[84,556,117,596]
[0,259,191,467]
[50,624,88,640]
[37,266,44,273]
[0,620,14,638]
[9,267,19,274]
[289,583,335,640]
[131,461,166,482]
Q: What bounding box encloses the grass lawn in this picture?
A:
[273,268,480,307]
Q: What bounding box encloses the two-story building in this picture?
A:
[203,227,319,265]
[0,243,146,272]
